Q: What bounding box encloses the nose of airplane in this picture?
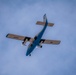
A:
[26,48,31,56]
[25,44,35,56]
[26,51,29,56]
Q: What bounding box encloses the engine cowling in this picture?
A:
[22,39,28,46]
[29,54,31,56]
[22,42,26,46]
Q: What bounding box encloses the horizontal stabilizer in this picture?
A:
[36,21,54,27]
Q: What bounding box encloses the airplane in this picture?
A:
[6,14,61,56]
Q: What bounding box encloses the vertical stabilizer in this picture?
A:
[36,14,54,27]
[43,14,47,22]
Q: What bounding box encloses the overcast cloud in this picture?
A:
[0,0,76,75]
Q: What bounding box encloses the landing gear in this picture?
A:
[40,45,42,48]
[38,44,43,48]
[37,45,43,48]
[38,43,43,48]
[22,42,26,46]
[29,54,31,56]
[22,39,28,46]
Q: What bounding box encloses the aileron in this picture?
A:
[40,39,61,45]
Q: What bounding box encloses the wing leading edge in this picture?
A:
[6,33,34,42]
[6,33,25,40]
[6,34,60,45]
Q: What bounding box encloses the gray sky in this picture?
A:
[0,0,76,75]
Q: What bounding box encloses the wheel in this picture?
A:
[29,54,31,56]
[22,42,24,45]
[40,45,42,48]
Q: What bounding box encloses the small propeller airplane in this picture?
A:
[6,14,61,56]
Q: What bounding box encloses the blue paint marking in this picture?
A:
[26,15,48,56]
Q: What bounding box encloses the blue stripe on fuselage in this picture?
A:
[26,19,48,56]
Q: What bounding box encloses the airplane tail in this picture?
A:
[36,14,54,27]
[43,14,47,22]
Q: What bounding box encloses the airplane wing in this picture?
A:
[40,39,61,45]
[6,33,34,42]
[6,34,60,44]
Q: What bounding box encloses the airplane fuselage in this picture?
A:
[6,14,60,56]
[26,20,48,56]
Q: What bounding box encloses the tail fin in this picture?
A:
[43,14,47,22]
[36,14,54,27]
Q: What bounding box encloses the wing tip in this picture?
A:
[6,34,9,37]
[58,41,61,44]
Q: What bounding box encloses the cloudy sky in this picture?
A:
[0,0,76,75]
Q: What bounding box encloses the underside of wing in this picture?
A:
[40,39,61,45]
[6,33,25,40]
[6,33,34,42]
